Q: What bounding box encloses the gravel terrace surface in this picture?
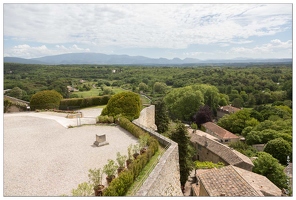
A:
[3,108,139,196]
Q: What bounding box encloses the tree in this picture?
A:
[153,82,167,94]
[217,109,258,134]
[232,97,243,108]
[169,122,194,187]
[264,138,292,165]
[6,87,25,99]
[228,141,257,157]
[192,105,212,128]
[138,82,148,92]
[192,84,221,115]
[252,152,288,189]
[101,91,141,121]
[154,100,169,133]
[164,86,204,121]
[30,90,63,110]
[101,87,115,95]
[250,110,264,122]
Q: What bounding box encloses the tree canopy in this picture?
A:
[30,90,63,110]
[101,91,141,121]
[192,105,212,128]
[252,152,288,189]
[264,138,292,165]
[217,109,259,134]
[164,84,222,121]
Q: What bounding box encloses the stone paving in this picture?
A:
[3,108,139,196]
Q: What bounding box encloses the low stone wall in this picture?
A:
[132,106,183,196]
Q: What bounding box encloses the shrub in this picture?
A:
[101,91,141,121]
[60,95,111,110]
[101,116,159,196]
[71,182,93,196]
[108,116,114,123]
[103,170,133,196]
[97,115,114,123]
[30,90,63,110]
[116,152,127,168]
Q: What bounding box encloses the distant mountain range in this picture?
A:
[3,53,292,65]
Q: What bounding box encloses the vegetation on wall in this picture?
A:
[102,117,159,196]
[194,160,224,169]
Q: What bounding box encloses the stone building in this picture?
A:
[190,130,254,171]
[217,105,241,119]
[192,165,282,196]
[201,122,240,144]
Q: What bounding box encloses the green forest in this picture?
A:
[4,63,292,105]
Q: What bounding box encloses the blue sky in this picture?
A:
[3,2,293,60]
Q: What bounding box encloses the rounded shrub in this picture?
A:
[101,91,141,121]
[30,90,63,110]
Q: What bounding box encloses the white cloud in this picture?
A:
[230,39,292,58]
[4,4,292,50]
[5,44,91,58]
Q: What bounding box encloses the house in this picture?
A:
[190,130,254,171]
[201,122,240,143]
[192,165,282,196]
[67,86,79,92]
[217,105,241,119]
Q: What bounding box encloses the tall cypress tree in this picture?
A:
[170,121,194,187]
[155,100,169,133]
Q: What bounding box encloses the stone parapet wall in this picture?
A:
[133,106,183,196]
[133,105,157,130]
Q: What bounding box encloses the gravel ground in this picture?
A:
[3,109,139,196]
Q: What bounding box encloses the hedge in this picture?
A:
[102,117,159,196]
[59,95,111,110]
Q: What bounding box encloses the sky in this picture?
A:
[2,1,293,60]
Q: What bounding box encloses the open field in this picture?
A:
[3,109,139,196]
[72,86,126,98]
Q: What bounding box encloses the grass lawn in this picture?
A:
[140,95,151,105]
[72,87,127,98]
[72,88,102,98]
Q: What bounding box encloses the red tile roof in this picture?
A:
[202,122,239,139]
[219,105,241,113]
[197,165,282,196]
